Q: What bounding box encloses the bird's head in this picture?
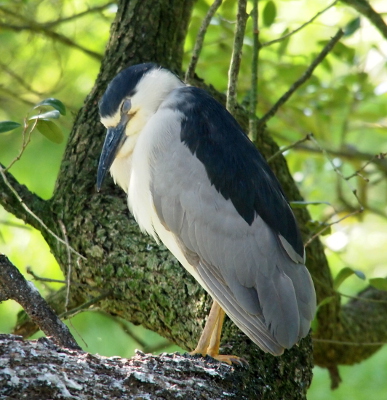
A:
[97,63,183,190]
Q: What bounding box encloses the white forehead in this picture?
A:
[100,67,183,128]
[130,68,184,108]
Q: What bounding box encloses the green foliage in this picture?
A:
[0,121,21,134]
[35,120,64,144]
[34,98,66,116]
[369,278,387,292]
[344,17,361,37]
[334,267,366,290]
[263,1,277,27]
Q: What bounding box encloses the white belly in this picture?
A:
[125,112,208,290]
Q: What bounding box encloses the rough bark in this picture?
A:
[0,335,282,400]
[1,0,386,397]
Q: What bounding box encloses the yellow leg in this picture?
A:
[190,301,246,365]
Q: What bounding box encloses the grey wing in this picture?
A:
[149,120,316,355]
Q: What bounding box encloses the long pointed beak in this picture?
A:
[97,118,128,191]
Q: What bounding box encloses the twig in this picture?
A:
[59,290,113,319]
[5,118,38,172]
[0,254,81,350]
[59,220,72,311]
[249,0,260,141]
[43,3,115,28]
[312,338,387,346]
[0,219,31,229]
[0,21,102,61]
[308,133,364,207]
[26,267,67,284]
[261,0,338,48]
[267,133,312,162]
[185,0,223,83]
[258,29,344,128]
[0,61,43,96]
[0,86,37,107]
[345,153,387,180]
[287,140,387,174]
[226,0,248,115]
[143,340,175,354]
[305,208,363,247]
[0,166,86,260]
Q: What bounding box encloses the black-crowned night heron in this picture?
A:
[97,63,316,364]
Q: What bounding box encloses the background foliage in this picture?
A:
[1,0,386,398]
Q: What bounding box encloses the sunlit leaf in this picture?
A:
[0,121,21,134]
[263,1,276,27]
[34,98,66,115]
[290,201,332,209]
[29,110,60,120]
[36,120,64,144]
[369,278,387,291]
[311,296,335,331]
[334,267,366,290]
[277,28,290,59]
[344,17,361,37]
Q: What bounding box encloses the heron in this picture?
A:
[97,63,316,364]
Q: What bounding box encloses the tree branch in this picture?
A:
[0,255,80,350]
[0,335,275,399]
[226,0,248,115]
[43,2,115,28]
[185,0,223,83]
[249,0,260,141]
[261,0,338,48]
[0,5,103,61]
[258,29,344,128]
[341,0,387,40]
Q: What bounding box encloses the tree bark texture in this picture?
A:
[2,334,291,400]
[1,0,386,398]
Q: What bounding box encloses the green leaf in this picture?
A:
[344,17,361,37]
[277,28,290,59]
[334,267,366,290]
[310,296,335,331]
[369,278,387,291]
[34,98,66,115]
[0,121,21,134]
[263,1,276,27]
[29,110,60,120]
[290,201,332,209]
[36,120,64,144]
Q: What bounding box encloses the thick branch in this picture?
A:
[0,335,253,399]
[0,255,80,350]
[0,333,313,399]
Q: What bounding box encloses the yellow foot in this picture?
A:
[190,350,248,366]
[210,354,248,366]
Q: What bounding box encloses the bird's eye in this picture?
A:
[121,98,132,114]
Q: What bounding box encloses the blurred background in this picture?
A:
[1,0,386,398]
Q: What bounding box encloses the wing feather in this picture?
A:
[146,91,316,355]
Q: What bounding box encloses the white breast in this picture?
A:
[125,108,208,289]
